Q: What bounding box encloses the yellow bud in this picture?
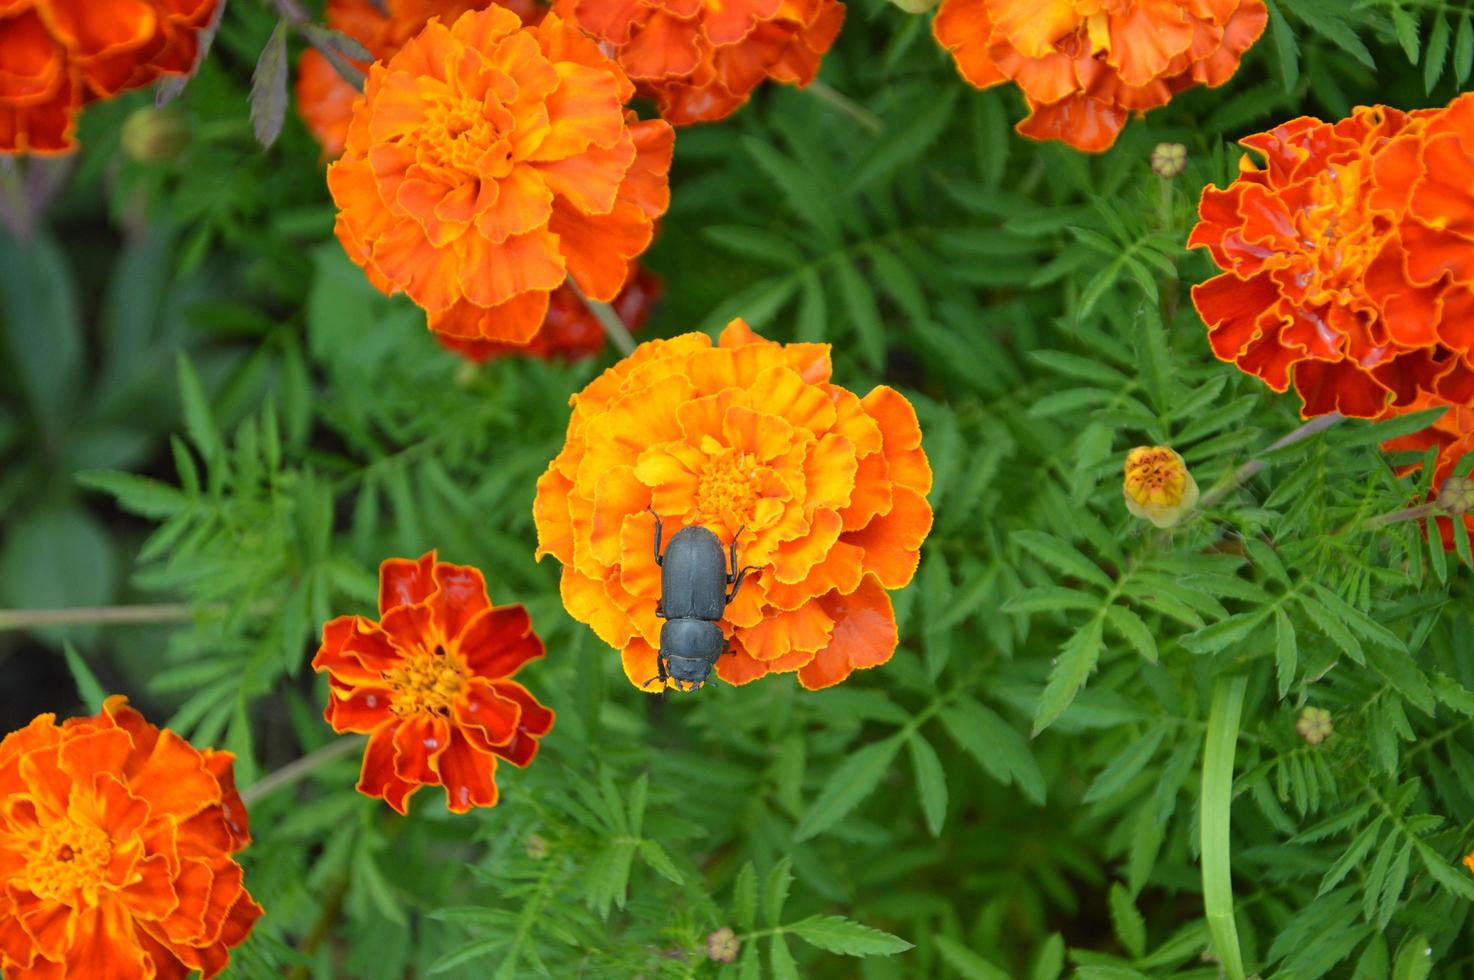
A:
[1123,446,1198,529]
[121,108,188,163]
[1438,475,1474,516]
[1151,142,1187,179]
[1296,706,1332,746]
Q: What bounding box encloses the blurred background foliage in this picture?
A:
[3,0,1474,976]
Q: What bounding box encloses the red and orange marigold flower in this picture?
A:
[0,696,261,979]
[313,552,554,814]
[1190,94,1474,420]
[439,266,662,363]
[0,0,219,154]
[297,0,543,158]
[327,6,675,346]
[932,0,1267,152]
[555,0,845,125]
[533,320,933,691]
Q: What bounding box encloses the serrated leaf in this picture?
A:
[1012,531,1111,590]
[788,916,913,956]
[1266,0,1300,89]
[934,935,1010,979]
[770,935,801,980]
[1083,728,1165,803]
[835,259,885,372]
[733,862,758,930]
[638,840,682,885]
[907,734,948,836]
[795,736,901,841]
[1104,605,1157,663]
[940,699,1047,804]
[249,19,290,149]
[1275,609,1298,699]
[1457,15,1474,84]
[1426,14,1451,91]
[762,857,793,927]
[1108,883,1146,958]
[63,642,106,713]
[1034,615,1105,735]
[175,354,220,460]
[77,470,188,518]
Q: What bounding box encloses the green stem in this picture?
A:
[0,603,194,631]
[1201,673,1248,980]
[240,736,363,807]
[570,282,636,357]
[805,80,884,134]
[1197,413,1343,511]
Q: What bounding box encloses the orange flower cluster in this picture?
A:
[556,0,845,125]
[328,7,674,345]
[533,320,932,690]
[0,0,219,153]
[1190,94,1474,419]
[297,0,542,158]
[1382,396,1474,550]
[932,0,1267,152]
[0,697,261,979]
[313,552,554,814]
[439,267,662,363]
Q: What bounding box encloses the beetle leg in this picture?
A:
[655,600,665,619]
[647,507,665,566]
[641,653,669,691]
[726,525,746,583]
[725,564,762,605]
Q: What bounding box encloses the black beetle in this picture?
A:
[645,510,757,691]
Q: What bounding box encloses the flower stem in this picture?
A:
[1201,673,1248,980]
[1197,413,1343,511]
[571,282,636,357]
[0,603,195,631]
[240,736,364,807]
[1365,502,1438,528]
[806,80,884,134]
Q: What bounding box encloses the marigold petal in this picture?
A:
[326,686,396,733]
[66,904,149,980]
[736,601,834,661]
[380,552,437,613]
[458,604,545,678]
[358,724,419,814]
[453,678,522,750]
[844,485,932,588]
[562,565,637,648]
[1016,95,1128,153]
[797,575,897,690]
[438,728,500,812]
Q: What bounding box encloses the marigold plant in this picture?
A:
[327,6,675,345]
[555,0,845,125]
[313,552,554,814]
[296,0,542,158]
[0,0,219,153]
[533,320,932,690]
[0,696,261,978]
[932,0,1267,152]
[1190,93,1474,419]
[438,266,661,363]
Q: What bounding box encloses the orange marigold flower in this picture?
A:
[297,0,543,158]
[556,0,846,125]
[933,0,1267,153]
[312,552,554,814]
[0,0,219,154]
[439,266,662,363]
[1189,94,1474,420]
[532,320,933,691]
[1381,396,1474,551]
[0,696,262,979]
[327,7,675,345]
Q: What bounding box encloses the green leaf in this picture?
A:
[835,259,885,372]
[249,19,290,148]
[1392,933,1434,980]
[788,916,913,956]
[175,353,221,461]
[794,736,902,841]
[1390,5,1419,63]
[1457,15,1474,84]
[638,840,683,885]
[1003,586,1100,614]
[63,642,106,713]
[1083,728,1165,803]
[1012,531,1111,590]
[1031,934,1066,980]
[77,470,188,519]
[1034,615,1105,735]
[1108,883,1147,958]
[762,858,794,928]
[733,862,758,930]
[770,935,801,980]
[1104,605,1157,664]
[1274,609,1298,700]
[907,734,948,836]
[1425,14,1451,92]
[852,90,958,189]
[934,935,1011,979]
[941,698,1046,804]
[1265,0,1300,89]
[703,226,805,267]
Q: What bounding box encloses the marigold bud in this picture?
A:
[1123,446,1199,529]
[526,834,548,859]
[121,108,189,163]
[1151,142,1187,178]
[1296,706,1332,746]
[706,927,740,963]
[1438,475,1474,516]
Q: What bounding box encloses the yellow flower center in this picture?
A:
[27,821,113,902]
[383,646,467,717]
[1292,157,1380,305]
[1124,447,1187,507]
[696,451,762,525]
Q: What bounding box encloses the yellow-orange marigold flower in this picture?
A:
[297,0,543,158]
[932,0,1267,153]
[1123,445,1198,528]
[533,320,933,691]
[327,7,675,345]
[0,0,219,154]
[556,0,845,125]
[313,552,554,814]
[1190,94,1474,420]
[1381,396,1474,551]
[0,696,262,979]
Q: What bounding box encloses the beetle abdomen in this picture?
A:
[660,618,725,666]
[659,526,728,621]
